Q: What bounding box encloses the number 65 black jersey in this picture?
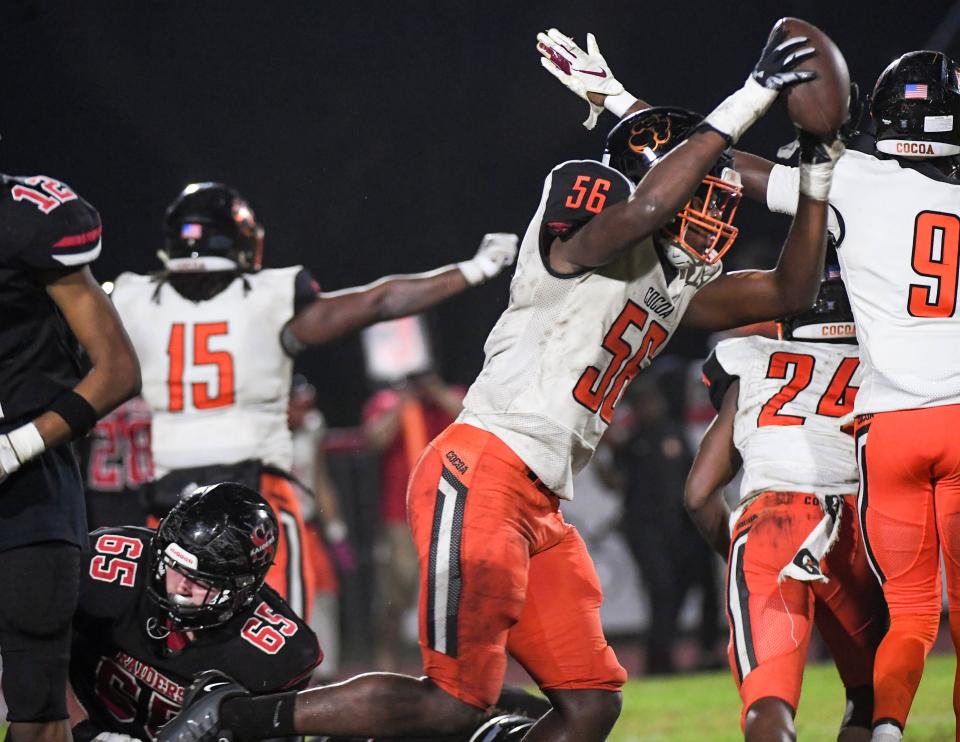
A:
[70,526,321,741]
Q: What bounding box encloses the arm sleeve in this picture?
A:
[702,349,739,413]
[766,163,801,216]
[543,161,633,241]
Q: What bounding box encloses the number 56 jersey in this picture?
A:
[70,526,321,742]
[703,336,862,506]
[459,160,720,500]
[767,150,960,415]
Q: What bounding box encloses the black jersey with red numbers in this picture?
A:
[0,173,102,425]
[76,397,154,529]
[70,526,321,741]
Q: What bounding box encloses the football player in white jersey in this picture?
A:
[540,34,960,742]
[686,252,885,742]
[154,30,844,742]
[111,182,518,621]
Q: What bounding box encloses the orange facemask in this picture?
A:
[661,167,743,265]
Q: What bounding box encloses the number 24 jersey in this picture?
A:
[703,336,861,507]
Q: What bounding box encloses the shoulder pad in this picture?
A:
[702,346,740,412]
[544,160,633,240]
[1,175,101,270]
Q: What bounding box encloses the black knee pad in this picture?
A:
[0,542,80,721]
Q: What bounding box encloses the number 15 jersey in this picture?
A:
[767,150,960,415]
[112,267,313,476]
[460,160,720,500]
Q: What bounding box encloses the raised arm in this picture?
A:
[536,29,782,203]
[685,380,741,556]
[539,27,816,273]
[285,233,516,348]
[682,132,844,330]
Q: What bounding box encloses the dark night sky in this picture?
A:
[2,1,957,425]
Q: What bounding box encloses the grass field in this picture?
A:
[610,653,955,741]
[0,655,952,741]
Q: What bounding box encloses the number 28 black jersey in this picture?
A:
[70,526,321,741]
[0,173,102,424]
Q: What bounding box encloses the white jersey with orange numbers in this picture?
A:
[112,267,300,476]
[459,159,720,500]
[767,149,960,415]
[704,336,861,506]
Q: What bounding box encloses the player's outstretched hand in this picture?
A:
[458,233,518,286]
[751,25,817,91]
[703,28,818,145]
[536,29,625,129]
[156,671,248,742]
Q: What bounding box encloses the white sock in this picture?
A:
[871,722,903,741]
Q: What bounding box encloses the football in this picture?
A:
[774,17,850,136]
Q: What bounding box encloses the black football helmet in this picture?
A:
[147,482,278,631]
[871,50,960,159]
[468,715,536,742]
[604,106,742,265]
[779,241,856,342]
[163,183,264,272]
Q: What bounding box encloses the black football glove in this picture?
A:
[751,25,817,91]
[156,671,248,742]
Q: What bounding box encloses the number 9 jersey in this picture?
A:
[459,160,721,500]
[766,150,960,415]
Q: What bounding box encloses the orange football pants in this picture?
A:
[727,492,884,729]
[260,472,315,622]
[407,423,626,709]
[855,405,960,734]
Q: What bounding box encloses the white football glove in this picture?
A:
[457,233,519,286]
[0,423,45,485]
[93,733,143,742]
[536,29,635,129]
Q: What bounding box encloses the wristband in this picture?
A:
[799,161,836,201]
[603,90,639,118]
[48,390,99,438]
[456,259,485,286]
[8,422,46,466]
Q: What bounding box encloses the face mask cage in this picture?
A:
[147,542,254,631]
[661,167,742,265]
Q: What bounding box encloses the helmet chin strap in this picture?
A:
[145,616,171,640]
